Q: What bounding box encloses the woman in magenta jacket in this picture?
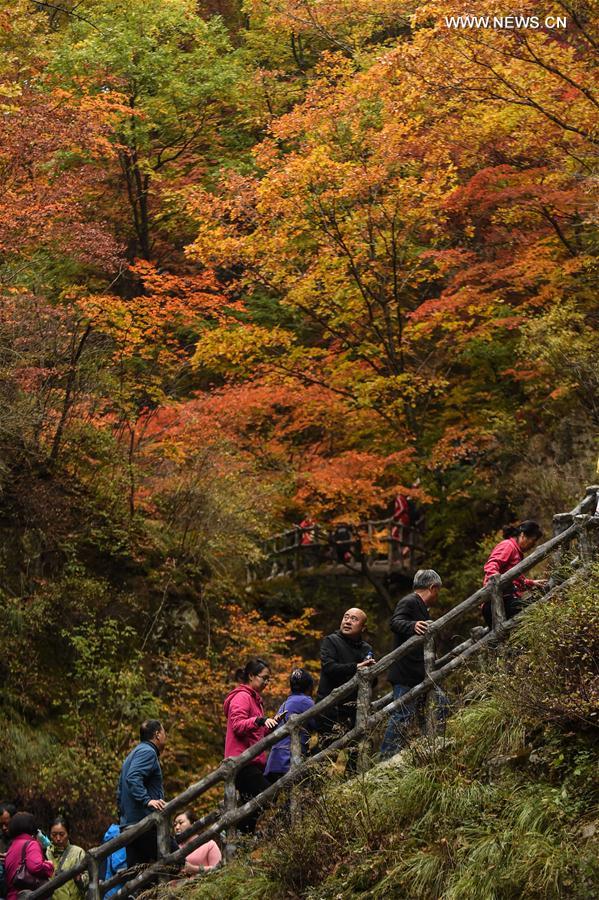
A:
[481,520,546,625]
[5,813,54,900]
[223,658,280,833]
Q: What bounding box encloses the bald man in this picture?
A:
[315,608,376,739]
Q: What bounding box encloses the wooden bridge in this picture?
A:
[28,486,599,900]
[247,518,425,582]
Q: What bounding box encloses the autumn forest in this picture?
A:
[0,0,597,846]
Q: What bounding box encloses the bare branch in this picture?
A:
[28,0,102,32]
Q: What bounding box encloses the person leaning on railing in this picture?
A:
[116,720,167,870]
[98,824,126,899]
[223,659,282,834]
[314,608,375,760]
[380,569,448,758]
[298,517,319,565]
[481,521,548,626]
[264,668,316,784]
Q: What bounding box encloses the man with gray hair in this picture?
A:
[380,569,447,757]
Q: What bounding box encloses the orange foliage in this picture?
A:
[80,261,237,365]
[0,84,125,269]
[161,604,319,789]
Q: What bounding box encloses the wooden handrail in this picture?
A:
[259,517,423,552]
[251,517,425,581]
[28,487,598,900]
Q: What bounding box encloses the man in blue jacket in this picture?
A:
[117,719,167,869]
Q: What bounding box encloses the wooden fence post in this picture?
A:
[289,719,303,821]
[293,527,300,573]
[387,520,394,571]
[423,633,437,737]
[156,815,171,883]
[575,515,593,565]
[223,769,238,862]
[86,857,100,900]
[355,671,373,772]
[488,575,506,634]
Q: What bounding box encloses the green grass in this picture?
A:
[171,574,599,899]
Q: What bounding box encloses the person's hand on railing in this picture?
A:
[182,860,200,876]
[357,657,375,669]
[414,620,431,635]
[147,799,166,811]
[530,578,549,588]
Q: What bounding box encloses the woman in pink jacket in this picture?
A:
[481,520,546,625]
[223,658,280,833]
[5,813,54,900]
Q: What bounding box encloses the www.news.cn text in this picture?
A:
[444,14,568,29]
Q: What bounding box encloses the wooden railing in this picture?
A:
[28,487,599,900]
[248,516,425,581]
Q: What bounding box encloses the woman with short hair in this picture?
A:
[265,668,315,783]
[4,813,54,900]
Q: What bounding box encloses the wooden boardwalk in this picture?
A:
[248,518,425,582]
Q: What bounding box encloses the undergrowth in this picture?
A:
[168,570,599,899]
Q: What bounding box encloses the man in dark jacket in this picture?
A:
[315,607,375,738]
[117,719,167,869]
[380,569,447,757]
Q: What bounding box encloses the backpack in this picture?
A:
[102,826,127,899]
[407,498,419,526]
[332,524,352,543]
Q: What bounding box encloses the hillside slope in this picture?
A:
[173,571,599,899]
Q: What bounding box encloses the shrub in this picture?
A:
[501,569,599,729]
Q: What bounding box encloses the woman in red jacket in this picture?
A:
[223,658,280,833]
[481,520,546,626]
[5,813,54,900]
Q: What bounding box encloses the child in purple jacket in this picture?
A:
[265,669,315,783]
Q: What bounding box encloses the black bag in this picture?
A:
[332,524,352,543]
[407,497,418,526]
[12,841,49,893]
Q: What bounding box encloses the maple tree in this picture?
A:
[0,0,597,838]
[187,0,597,502]
[46,0,242,260]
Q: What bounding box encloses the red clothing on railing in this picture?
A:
[393,494,410,527]
[483,537,534,596]
[5,834,54,900]
[223,684,268,767]
[299,518,316,545]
